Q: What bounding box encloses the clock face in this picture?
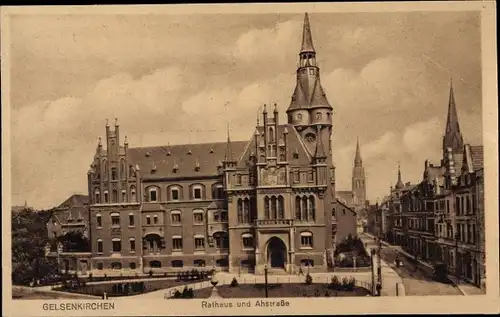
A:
[305,133,316,142]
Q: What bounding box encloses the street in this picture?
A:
[360,233,462,296]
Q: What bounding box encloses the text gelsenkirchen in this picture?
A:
[42,302,115,311]
[201,299,290,309]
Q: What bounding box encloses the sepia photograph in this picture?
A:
[2,2,498,316]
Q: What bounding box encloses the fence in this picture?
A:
[163,275,374,299]
[13,285,101,299]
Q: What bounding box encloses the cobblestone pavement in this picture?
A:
[360,233,462,296]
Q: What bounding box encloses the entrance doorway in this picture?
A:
[266,237,287,268]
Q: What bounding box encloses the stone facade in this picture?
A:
[83,13,357,275]
[375,82,485,288]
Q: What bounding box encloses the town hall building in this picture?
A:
[83,13,357,275]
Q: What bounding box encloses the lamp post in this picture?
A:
[264,264,269,298]
[370,248,376,296]
[455,231,460,280]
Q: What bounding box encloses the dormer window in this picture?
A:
[145,152,150,157]
[296,113,302,122]
[173,164,179,173]
[187,149,192,155]
[195,162,200,172]
[209,149,214,154]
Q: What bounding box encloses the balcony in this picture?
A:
[254,219,294,227]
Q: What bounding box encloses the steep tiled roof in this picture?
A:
[236,124,312,168]
[470,145,484,170]
[452,153,464,177]
[128,141,247,179]
[57,194,89,209]
[334,198,357,216]
[52,206,88,225]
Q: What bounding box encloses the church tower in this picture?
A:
[286,13,333,160]
[352,138,366,206]
[441,80,465,186]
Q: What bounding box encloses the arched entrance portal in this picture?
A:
[266,237,287,269]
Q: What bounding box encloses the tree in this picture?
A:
[11,209,60,285]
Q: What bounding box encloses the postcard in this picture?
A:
[2,2,499,316]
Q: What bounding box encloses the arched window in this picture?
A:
[212,183,224,200]
[111,167,117,181]
[169,185,181,201]
[129,165,135,177]
[237,199,243,223]
[308,196,315,221]
[148,187,159,202]
[104,190,109,203]
[264,196,270,219]
[120,159,125,179]
[193,209,204,224]
[302,196,308,221]
[192,184,204,200]
[300,231,313,248]
[171,260,183,268]
[130,186,136,203]
[278,196,285,219]
[111,262,122,269]
[279,153,285,161]
[194,234,205,250]
[295,196,301,220]
[172,235,183,251]
[243,198,250,223]
[194,259,206,267]
[271,196,277,219]
[121,190,127,203]
[94,188,100,204]
[269,127,275,143]
[103,160,108,176]
[150,260,162,268]
[110,212,120,227]
[112,189,118,203]
[241,233,254,249]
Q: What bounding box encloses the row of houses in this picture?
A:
[369,83,485,289]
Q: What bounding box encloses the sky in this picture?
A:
[9,10,483,209]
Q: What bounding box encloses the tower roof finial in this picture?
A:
[301,13,315,53]
[395,162,404,189]
[443,78,464,153]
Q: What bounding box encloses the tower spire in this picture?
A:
[443,78,464,154]
[301,12,315,53]
[395,163,404,189]
[224,123,234,162]
[354,137,362,166]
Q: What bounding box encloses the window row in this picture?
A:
[455,195,477,216]
[98,159,130,181]
[292,171,314,183]
[93,183,225,204]
[96,209,228,228]
[295,196,316,221]
[95,258,229,270]
[237,198,255,223]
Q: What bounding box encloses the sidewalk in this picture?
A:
[363,233,484,296]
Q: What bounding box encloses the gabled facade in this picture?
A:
[84,13,356,275]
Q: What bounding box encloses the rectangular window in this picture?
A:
[307,171,314,182]
[129,214,134,227]
[301,236,313,248]
[97,240,103,253]
[294,171,299,183]
[122,191,127,202]
[172,238,183,251]
[194,188,202,199]
[220,211,228,222]
[214,186,224,200]
[236,174,242,185]
[171,189,179,201]
[150,190,157,202]
[153,215,159,224]
[112,240,121,252]
[242,236,254,249]
[194,237,205,249]
[446,200,450,214]
[146,216,151,225]
[130,239,136,252]
[111,214,120,227]
[97,215,102,228]
[171,213,181,224]
[194,212,203,224]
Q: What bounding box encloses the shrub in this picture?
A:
[230,277,239,287]
[305,273,313,285]
[173,290,182,298]
[314,289,320,297]
[346,277,356,291]
[330,275,341,290]
[325,291,330,297]
[342,277,349,289]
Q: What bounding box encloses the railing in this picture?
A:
[255,219,294,226]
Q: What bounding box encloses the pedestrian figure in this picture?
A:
[298,266,304,276]
[376,283,382,296]
[395,256,400,267]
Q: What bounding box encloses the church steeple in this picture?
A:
[354,137,362,167]
[224,124,235,163]
[395,164,404,189]
[443,79,464,155]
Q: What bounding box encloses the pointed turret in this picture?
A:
[354,137,362,167]
[287,13,332,124]
[301,13,315,53]
[395,164,404,189]
[443,79,464,155]
[314,134,327,160]
[223,124,236,164]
